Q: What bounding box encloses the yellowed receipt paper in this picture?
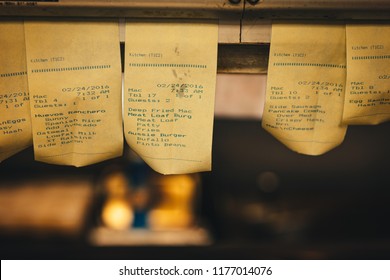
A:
[343,24,390,125]
[0,21,32,162]
[262,24,347,155]
[124,21,218,174]
[24,21,123,166]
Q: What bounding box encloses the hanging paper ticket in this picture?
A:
[262,23,347,155]
[24,21,123,166]
[124,20,218,174]
[0,21,32,162]
[343,24,390,125]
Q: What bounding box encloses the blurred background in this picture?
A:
[1,74,389,259]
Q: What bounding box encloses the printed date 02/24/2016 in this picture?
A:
[212,266,272,276]
[156,83,205,97]
[61,85,110,92]
[61,85,111,99]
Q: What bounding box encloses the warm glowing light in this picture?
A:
[101,198,133,230]
[148,174,197,230]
